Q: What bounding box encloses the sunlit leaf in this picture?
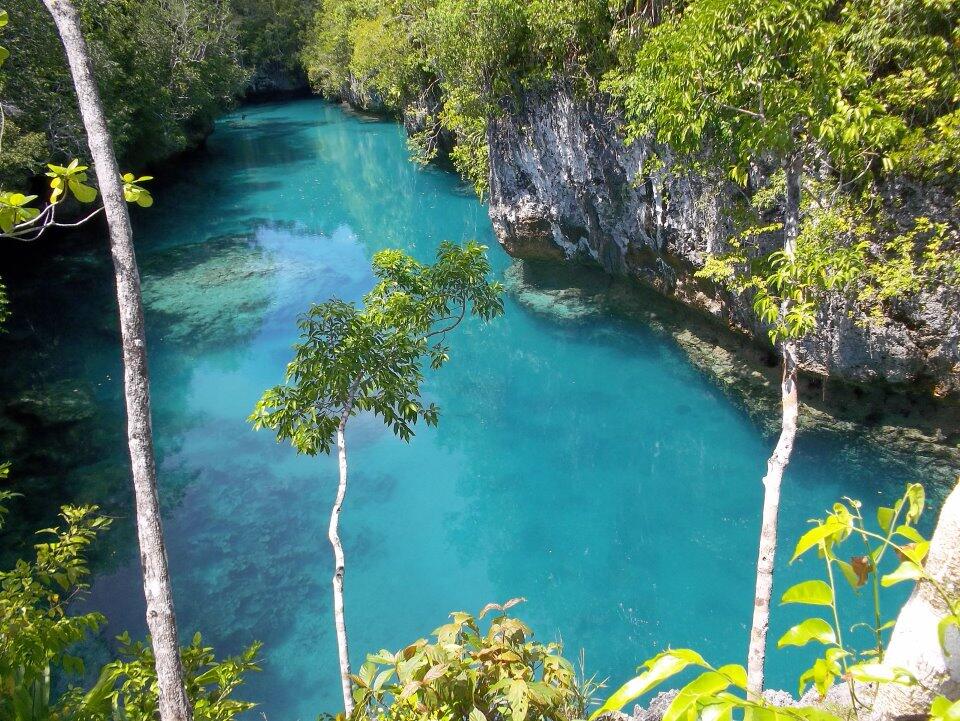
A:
[845,663,915,685]
[881,561,922,587]
[780,580,833,606]
[777,618,836,648]
[590,650,709,720]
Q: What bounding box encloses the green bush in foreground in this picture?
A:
[0,490,260,721]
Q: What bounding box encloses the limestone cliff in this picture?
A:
[486,87,960,393]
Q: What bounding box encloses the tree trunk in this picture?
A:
[746,152,802,698]
[874,481,960,721]
[332,412,354,715]
[39,4,191,721]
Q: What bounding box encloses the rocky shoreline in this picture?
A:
[487,85,960,397]
[321,79,960,478]
[505,259,960,484]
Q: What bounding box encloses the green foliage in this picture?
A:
[0,0,245,187]
[47,159,97,205]
[250,241,503,454]
[696,185,960,342]
[121,173,154,208]
[593,483,950,719]
[606,0,957,182]
[0,490,260,721]
[353,600,595,721]
[0,190,38,233]
[0,8,156,242]
[599,0,960,345]
[0,504,109,701]
[230,0,316,74]
[75,633,261,721]
[301,0,615,193]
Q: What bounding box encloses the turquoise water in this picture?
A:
[0,99,940,719]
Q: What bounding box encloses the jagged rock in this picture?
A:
[330,75,387,114]
[487,85,960,393]
[631,690,678,721]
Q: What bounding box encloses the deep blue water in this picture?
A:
[1,99,939,719]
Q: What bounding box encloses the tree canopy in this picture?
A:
[251,241,503,453]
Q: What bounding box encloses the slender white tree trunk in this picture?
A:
[746,152,802,698]
[39,4,191,721]
[874,481,960,721]
[332,405,354,715]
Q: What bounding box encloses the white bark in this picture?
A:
[39,3,191,720]
[332,406,355,715]
[874,481,960,721]
[746,152,802,698]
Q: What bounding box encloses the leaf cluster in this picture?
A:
[0,501,110,718]
[352,599,590,721]
[591,482,951,721]
[696,181,959,342]
[74,633,261,721]
[0,489,261,721]
[250,242,503,455]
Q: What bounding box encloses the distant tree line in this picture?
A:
[0,0,317,188]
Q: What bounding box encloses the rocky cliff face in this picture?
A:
[487,88,960,393]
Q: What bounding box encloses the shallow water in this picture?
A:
[0,99,940,719]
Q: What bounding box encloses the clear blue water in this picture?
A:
[0,98,941,719]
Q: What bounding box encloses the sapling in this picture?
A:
[250,241,503,713]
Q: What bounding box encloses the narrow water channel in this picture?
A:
[0,99,929,718]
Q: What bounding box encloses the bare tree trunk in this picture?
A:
[39,4,191,721]
[874,481,960,721]
[746,152,802,698]
[332,407,354,716]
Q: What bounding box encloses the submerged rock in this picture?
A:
[5,380,97,427]
[141,233,277,351]
[505,258,960,481]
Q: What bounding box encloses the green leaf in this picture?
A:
[470,708,487,721]
[508,679,528,721]
[895,525,926,544]
[777,618,837,648]
[68,179,98,203]
[881,561,922,587]
[798,658,836,698]
[931,696,960,721]
[906,484,925,523]
[780,580,833,606]
[791,519,848,562]
[590,650,709,720]
[877,506,895,532]
[846,663,915,686]
[662,670,734,721]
